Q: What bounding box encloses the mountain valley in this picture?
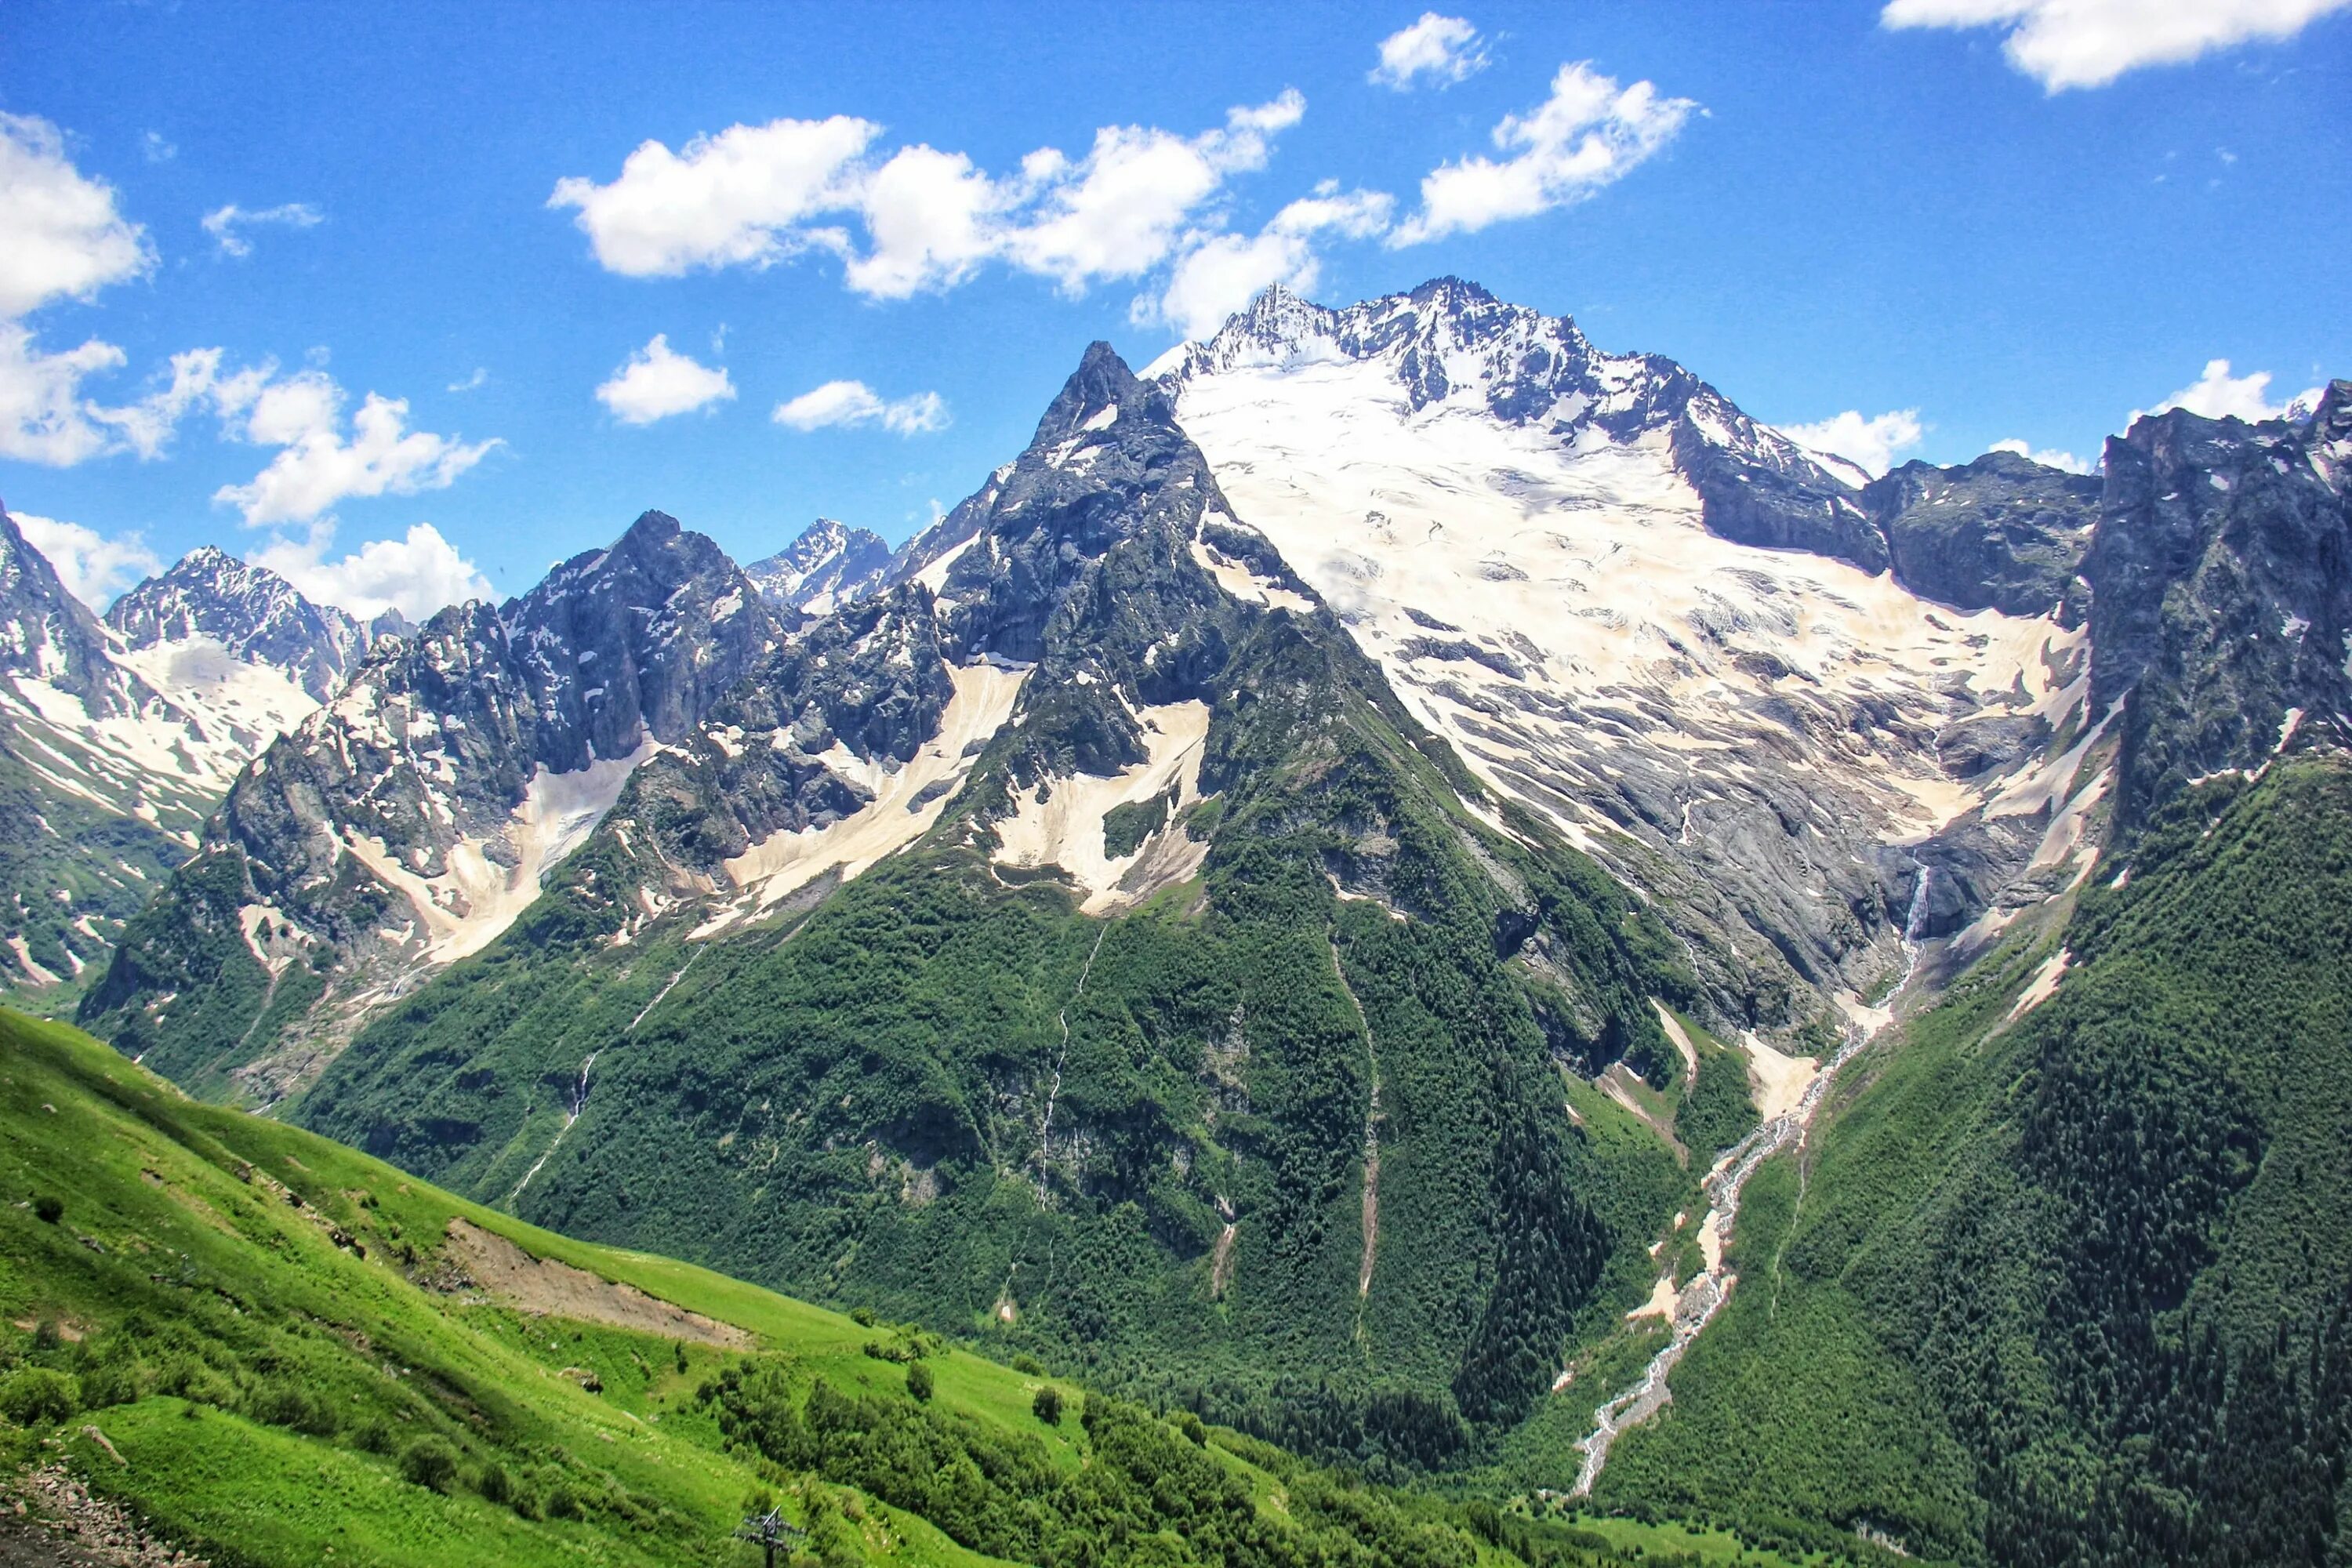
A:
[8,278,2350,1566]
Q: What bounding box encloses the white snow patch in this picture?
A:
[343,740,649,964]
[1163,351,2074,855]
[992,699,1213,914]
[1187,535,1315,614]
[710,662,1028,929]
[2007,948,2070,1022]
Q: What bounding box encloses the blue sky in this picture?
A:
[4,0,2347,618]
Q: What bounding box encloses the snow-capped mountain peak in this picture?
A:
[744,517,891,613]
[1154,281,2108,1025]
[106,545,372,702]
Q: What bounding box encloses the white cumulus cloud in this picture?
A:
[546,115,881,277]
[771,380,947,436]
[1370,13,1491,89]
[213,370,501,527]
[595,334,736,425]
[844,143,1008,298]
[550,94,1311,303]
[1989,437,2092,474]
[1777,408,1926,478]
[1882,0,2352,91]
[0,331,235,466]
[201,201,324,258]
[1147,183,1396,340]
[0,113,153,318]
[249,521,493,623]
[2133,358,2324,424]
[1390,62,1697,245]
[11,511,162,609]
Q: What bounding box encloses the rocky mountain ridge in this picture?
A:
[0,514,378,1005]
[103,546,375,702]
[744,517,892,613]
[1150,282,2114,1029]
[78,509,779,1100]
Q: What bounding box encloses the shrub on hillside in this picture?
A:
[0,1367,80,1427]
[400,1436,459,1493]
[1032,1385,1062,1425]
[906,1363,934,1402]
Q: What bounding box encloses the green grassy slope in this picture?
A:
[0,1007,1802,1568]
[1594,755,2352,1565]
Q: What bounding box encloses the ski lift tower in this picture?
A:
[735,1505,806,1567]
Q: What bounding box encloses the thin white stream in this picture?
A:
[507,946,704,1203]
[1567,867,1936,1495]
[1029,926,1109,1206]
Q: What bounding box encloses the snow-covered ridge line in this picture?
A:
[1155,283,2108,1026]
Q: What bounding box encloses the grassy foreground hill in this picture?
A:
[0,1007,1815,1568]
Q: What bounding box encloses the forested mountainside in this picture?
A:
[1594,753,2352,1566]
[49,277,2352,1565]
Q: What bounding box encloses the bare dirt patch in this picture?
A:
[437,1218,752,1348]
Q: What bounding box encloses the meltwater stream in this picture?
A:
[1566,868,1936,1496]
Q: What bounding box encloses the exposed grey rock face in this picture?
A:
[744,518,892,612]
[567,342,1274,940]
[2086,382,2352,829]
[106,546,372,701]
[78,509,780,1097]
[1865,450,2102,619]
[503,510,775,768]
[0,506,134,717]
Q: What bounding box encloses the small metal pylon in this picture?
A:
[735,1504,807,1568]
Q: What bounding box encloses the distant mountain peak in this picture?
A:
[106,546,371,701]
[745,517,891,613]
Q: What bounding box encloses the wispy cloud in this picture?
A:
[1389,63,1697,245]
[595,335,736,425]
[212,367,501,526]
[201,201,324,258]
[12,511,161,608]
[250,521,493,622]
[771,379,947,435]
[1777,408,1926,477]
[1989,437,2091,474]
[0,112,153,318]
[2132,358,2323,425]
[1145,183,1394,339]
[550,93,1308,302]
